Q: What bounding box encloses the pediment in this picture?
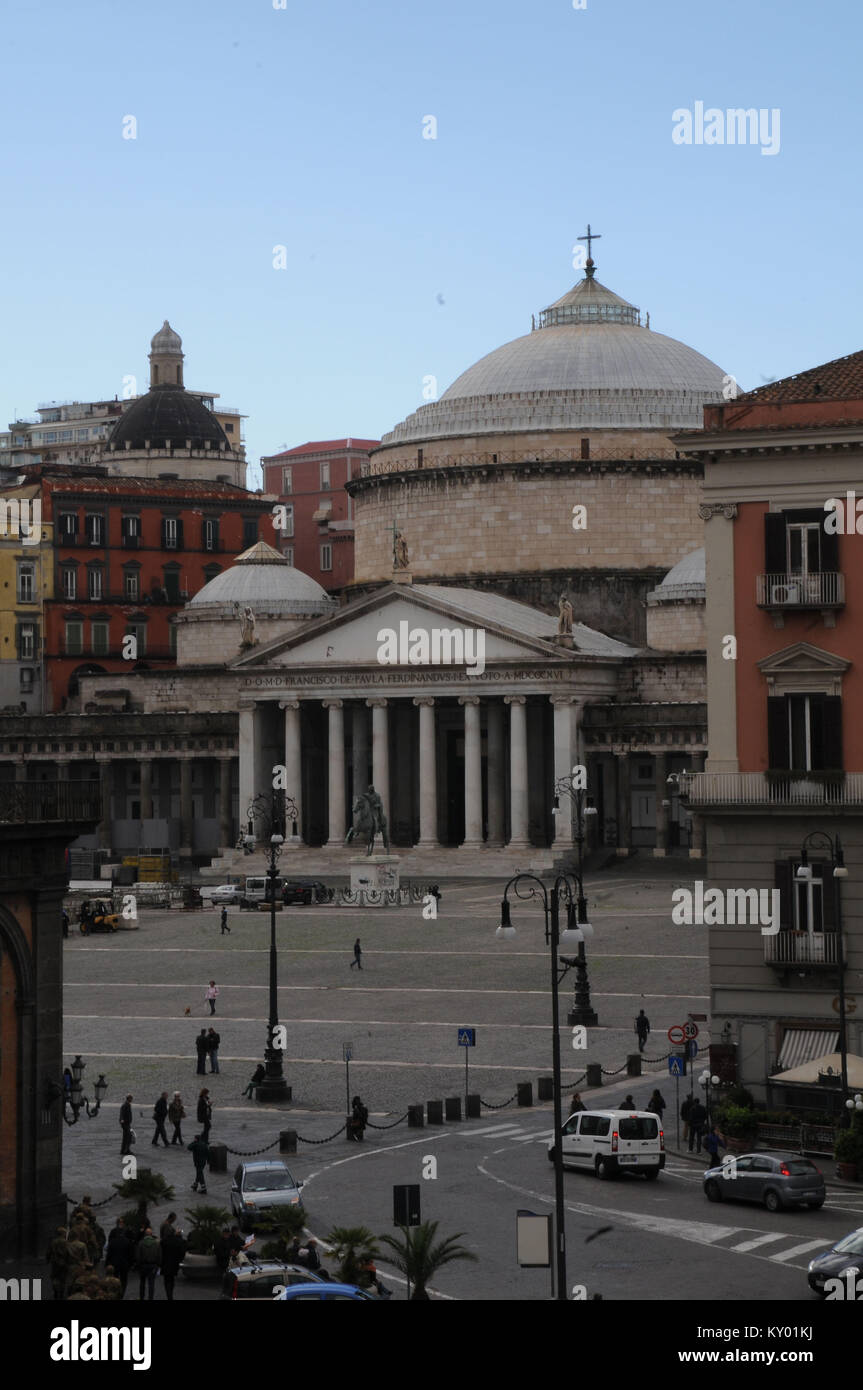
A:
[757,642,850,676]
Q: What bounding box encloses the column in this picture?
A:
[323,700,346,846]
[281,699,303,842]
[238,703,257,838]
[14,759,26,783]
[653,751,668,857]
[551,696,575,847]
[96,757,112,851]
[367,699,389,817]
[413,697,438,848]
[615,751,631,856]
[180,756,193,854]
[55,759,70,780]
[486,700,505,846]
[504,696,530,848]
[352,702,369,803]
[459,696,483,847]
[139,760,153,821]
[690,751,707,859]
[218,755,233,848]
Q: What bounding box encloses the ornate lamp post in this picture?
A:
[45,1055,108,1125]
[796,832,849,1107]
[553,776,599,1026]
[496,872,585,1301]
[247,790,298,1104]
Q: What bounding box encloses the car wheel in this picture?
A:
[643,1167,660,1181]
[764,1189,782,1213]
[595,1157,612,1180]
[548,1146,556,1164]
[705,1179,723,1202]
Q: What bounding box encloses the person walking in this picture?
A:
[688,1098,708,1153]
[635,1009,650,1053]
[159,1213,178,1242]
[205,980,219,1015]
[152,1091,170,1147]
[46,1227,71,1301]
[168,1092,186,1145]
[220,905,231,935]
[348,1094,368,1141]
[207,1027,221,1074]
[681,1093,694,1144]
[242,1063,266,1098]
[350,938,362,970]
[105,1219,134,1298]
[188,1133,210,1193]
[159,1224,187,1302]
[119,1093,134,1155]
[621,1094,637,1111]
[703,1126,726,1169]
[134,1226,160,1301]
[197,1088,212,1142]
[646,1089,667,1120]
[569,1092,586,1115]
[195,1029,209,1076]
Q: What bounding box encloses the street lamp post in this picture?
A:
[553,777,598,1027]
[496,872,585,1301]
[45,1056,108,1125]
[247,790,298,1104]
[796,832,850,1109]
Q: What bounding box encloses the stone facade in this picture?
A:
[646,601,706,652]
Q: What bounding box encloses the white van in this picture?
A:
[548,1109,665,1180]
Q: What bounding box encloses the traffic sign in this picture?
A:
[458,1028,476,1048]
[668,1056,684,1077]
[667,1025,686,1045]
[686,1039,698,1060]
[682,1021,699,1041]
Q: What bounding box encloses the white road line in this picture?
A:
[457,1124,525,1137]
[768,1239,832,1263]
[728,1232,790,1253]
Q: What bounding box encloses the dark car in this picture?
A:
[703,1153,825,1211]
[807,1227,863,1297]
[282,879,332,906]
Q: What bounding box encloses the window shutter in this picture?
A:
[821,524,839,573]
[161,518,168,547]
[816,861,836,930]
[764,513,786,573]
[175,518,184,550]
[767,696,789,769]
[774,860,793,929]
[822,695,843,769]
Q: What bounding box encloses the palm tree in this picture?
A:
[185,1203,231,1255]
[378,1221,477,1299]
[112,1170,175,1234]
[328,1226,379,1286]
[257,1204,306,1259]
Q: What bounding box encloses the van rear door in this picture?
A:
[615,1115,659,1166]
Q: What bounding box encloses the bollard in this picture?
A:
[426,1100,444,1125]
[537,1076,554,1102]
[208,1142,228,1173]
[445,1097,461,1121]
[279,1130,297,1154]
[466,1094,481,1119]
[626,1054,642,1078]
[517,1082,533,1107]
[407,1104,424,1128]
[586,1063,602,1088]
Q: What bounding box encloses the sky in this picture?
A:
[1,0,861,488]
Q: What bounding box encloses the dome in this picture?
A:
[646,547,705,604]
[150,320,183,355]
[109,386,229,452]
[188,541,333,613]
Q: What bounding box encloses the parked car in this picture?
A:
[703,1153,825,1211]
[240,876,285,909]
[807,1227,863,1296]
[79,900,119,934]
[230,1160,304,1232]
[275,1282,377,1301]
[548,1109,665,1180]
[221,1259,326,1300]
[282,879,333,906]
[201,884,243,904]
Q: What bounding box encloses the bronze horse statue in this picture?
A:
[344,785,389,856]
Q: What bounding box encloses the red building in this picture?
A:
[39,471,272,710]
[260,439,379,590]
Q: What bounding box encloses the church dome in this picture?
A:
[109,385,229,452]
[150,320,183,355]
[188,541,334,613]
[648,547,705,602]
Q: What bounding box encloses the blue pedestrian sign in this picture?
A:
[458,1028,476,1048]
[686,1039,698,1061]
[668,1056,684,1077]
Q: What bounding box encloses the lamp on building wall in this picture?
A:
[796,832,849,1107]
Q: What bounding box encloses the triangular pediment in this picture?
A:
[757,642,851,677]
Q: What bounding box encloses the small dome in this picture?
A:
[109,388,229,452]
[188,542,333,612]
[646,548,705,605]
[150,320,183,355]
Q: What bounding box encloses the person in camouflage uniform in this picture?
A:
[46,1226,71,1300]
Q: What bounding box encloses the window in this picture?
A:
[17,624,36,660]
[765,509,838,579]
[163,569,181,603]
[91,621,109,656]
[85,514,104,546]
[203,518,219,551]
[618,1116,658,1140]
[87,567,103,601]
[59,430,72,442]
[243,518,259,548]
[579,1115,610,1137]
[19,669,34,692]
[224,421,234,434]
[17,562,35,602]
[282,466,293,493]
[76,429,89,441]
[774,858,834,934]
[279,505,294,539]
[320,460,331,489]
[62,567,77,600]
[122,514,140,547]
[125,623,146,656]
[283,547,294,566]
[59,513,78,543]
[320,543,332,571]
[123,568,140,600]
[767,693,842,772]
[161,517,183,550]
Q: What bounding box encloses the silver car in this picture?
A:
[703,1153,825,1211]
[231,1160,305,1232]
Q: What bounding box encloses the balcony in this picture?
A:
[756,572,845,615]
[0,780,101,825]
[681,771,863,807]
[764,931,841,968]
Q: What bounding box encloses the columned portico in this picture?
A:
[459,696,483,847]
[413,697,439,848]
[486,700,506,846]
[281,699,304,842]
[504,695,530,849]
[551,695,577,847]
[367,699,389,809]
[323,700,346,846]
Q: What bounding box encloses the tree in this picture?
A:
[257,1204,306,1259]
[111,1170,175,1234]
[185,1203,231,1255]
[378,1221,477,1299]
[328,1226,379,1286]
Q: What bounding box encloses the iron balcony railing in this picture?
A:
[680,772,863,806]
[763,931,841,967]
[756,572,845,608]
[0,780,101,825]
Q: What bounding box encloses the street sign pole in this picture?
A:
[465,1046,469,1116]
[675,1071,680,1150]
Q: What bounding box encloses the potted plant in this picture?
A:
[181,1203,231,1279]
[111,1170,175,1233]
[716,1104,758,1153]
[257,1205,307,1260]
[328,1226,380,1286]
[835,1128,862,1182]
[378,1220,477,1300]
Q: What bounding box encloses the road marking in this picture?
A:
[456,1124,525,1137]
[768,1238,832,1263]
[64,986,709,998]
[65,1012,559,1031]
[729,1232,790,1253]
[69,1052,581,1073]
[68,949,707,961]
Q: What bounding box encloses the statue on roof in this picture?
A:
[239,605,257,647]
[393,530,409,571]
[557,595,573,636]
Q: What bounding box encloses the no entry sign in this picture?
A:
[667,1024,686,1045]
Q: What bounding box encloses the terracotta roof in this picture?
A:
[263,439,380,459]
[39,475,264,501]
[736,349,863,404]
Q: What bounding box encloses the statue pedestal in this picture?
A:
[349,855,401,897]
[392,572,413,585]
[553,633,574,649]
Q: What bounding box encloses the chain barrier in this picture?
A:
[600,1062,631,1076]
[295,1122,348,1144]
[480,1091,519,1110]
[642,1052,673,1063]
[63,1192,119,1210]
[366,1113,409,1130]
[224,1137,283,1157]
[565,1073,588,1092]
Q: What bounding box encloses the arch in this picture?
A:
[0,902,35,1006]
[67,663,107,699]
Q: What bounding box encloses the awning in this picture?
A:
[312,505,333,522]
[772,1049,863,1087]
[777,1028,838,1072]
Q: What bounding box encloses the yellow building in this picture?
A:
[0,479,52,713]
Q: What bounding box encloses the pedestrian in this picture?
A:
[105,1219,133,1298]
[297,1238,321,1272]
[63,1067,74,1099]
[635,1009,650,1053]
[213,1227,232,1275]
[286,1237,302,1264]
[159,1213,178,1241]
[242,1062,266,1098]
[703,1126,726,1168]
[681,1093,694,1143]
[134,1226,160,1301]
[348,1094,368,1141]
[688,1098,707,1153]
[62,907,69,938]
[568,1092,586,1115]
[228,1226,245,1261]
[429,884,442,913]
[168,1092,186,1145]
[152,1091,170,1147]
[647,1089,667,1120]
[159,1225,187,1302]
[197,1088,213,1141]
[220,905,231,935]
[46,1226,71,1301]
[205,980,219,1015]
[621,1094,637,1111]
[119,1093,135,1155]
[350,938,362,970]
[207,1027,221,1074]
[360,1257,392,1298]
[188,1133,209,1193]
[195,1029,209,1075]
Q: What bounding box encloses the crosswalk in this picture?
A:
[456,1121,554,1144]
